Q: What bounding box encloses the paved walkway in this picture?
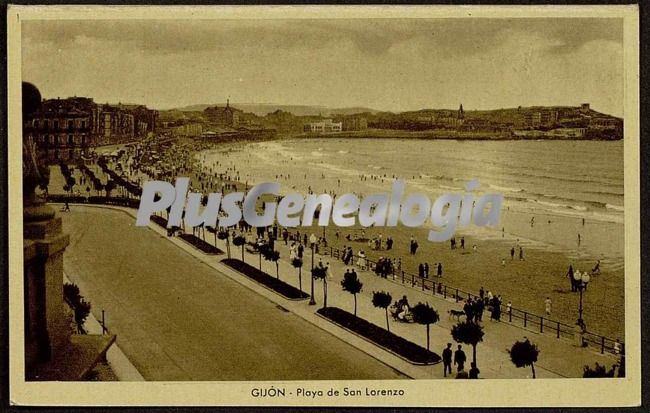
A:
[61,206,406,381]
[61,204,616,380]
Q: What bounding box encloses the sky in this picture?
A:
[22,18,624,116]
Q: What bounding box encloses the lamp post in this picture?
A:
[309,233,317,305]
[573,270,591,324]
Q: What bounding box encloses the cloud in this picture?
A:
[23,17,623,57]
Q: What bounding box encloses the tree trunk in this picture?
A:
[531,362,536,379]
[298,268,302,293]
[323,279,328,308]
[241,245,245,262]
[226,239,231,259]
[354,294,357,317]
[426,324,430,351]
[472,344,477,366]
[276,262,279,280]
[259,252,262,271]
[385,308,390,332]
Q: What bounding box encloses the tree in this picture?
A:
[372,291,393,332]
[312,266,328,308]
[264,249,281,279]
[291,257,304,294]
[105,180,116,197]
[341,271,363,317]
[232,235,246,262]
[63,282,91,334]
[412,302,440,351]
[217,230,231,259]
[451,321,485,367]
[93,180,104,196]
[509,339,540,378]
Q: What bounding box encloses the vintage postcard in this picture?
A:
[7,4,641,407]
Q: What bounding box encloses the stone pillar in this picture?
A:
[24,195,70,374]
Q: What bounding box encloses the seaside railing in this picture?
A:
[321,243,622,356]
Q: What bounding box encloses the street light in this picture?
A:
[572,270,591,324]
[309,233,318,305]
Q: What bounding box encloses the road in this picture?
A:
[62,206,406,380]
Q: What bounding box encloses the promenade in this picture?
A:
[60,204,617,380]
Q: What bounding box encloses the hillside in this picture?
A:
[171,103,380,117]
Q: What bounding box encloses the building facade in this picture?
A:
[303,119,343,133]
[26,97,158,161]
[204,100,240,128]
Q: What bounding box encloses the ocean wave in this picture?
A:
[337,150,349,154]
[488,184,525,193]
[586,190,624,197]
[439,184,459,191]
[606,203,625,212]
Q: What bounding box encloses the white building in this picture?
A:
[303,119,343,133]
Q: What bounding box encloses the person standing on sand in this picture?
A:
[460,237,465,249]
[545,297,552,315]
[510,247,515,260]
[424,262,430,279]
[437,263,443,278]
[442,343,453,377]
[567,265,576,291]
[519,247,524,260]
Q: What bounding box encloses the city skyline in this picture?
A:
[23,18,624,116]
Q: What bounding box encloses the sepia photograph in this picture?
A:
[8,4,641,407]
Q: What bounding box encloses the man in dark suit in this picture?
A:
[454,344,467,372]
[442,343,453,377]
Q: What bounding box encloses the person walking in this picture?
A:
[454,345,466,372]
[442,343,453,377]
[437,263,443,278]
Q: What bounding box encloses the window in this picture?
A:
[33,119,39,128]
[54,120,59,130]
[68,120,73,130]
[68,134,73,145]
[81,120,86,129]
